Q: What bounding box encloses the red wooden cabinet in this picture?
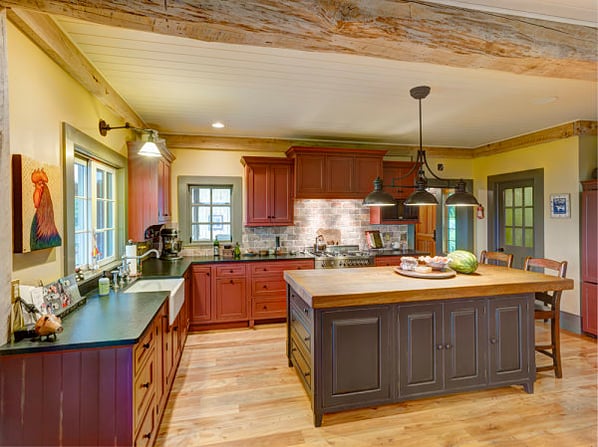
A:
[370,161,419,224]
[128,142,175,240]
[0,299,185,447]
[189,265,212,324]
[248,259,314,326]
[241,156,294,226]
[581,179,597,336]
[286,146,386,199]
[375,256,404,267]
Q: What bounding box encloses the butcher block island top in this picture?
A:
[283,264,574,309]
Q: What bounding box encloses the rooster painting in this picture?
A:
[30,168,61,250]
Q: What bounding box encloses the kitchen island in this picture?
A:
[284,265,574,426]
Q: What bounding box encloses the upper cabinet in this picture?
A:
[369,161,420,225]
[379,161,419,199]
[241,156,294,226]
[286,147,386,199]
[128,142,175,241]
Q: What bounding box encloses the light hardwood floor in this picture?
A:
[156,323,597,446]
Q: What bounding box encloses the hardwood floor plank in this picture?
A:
[156,323,597,446]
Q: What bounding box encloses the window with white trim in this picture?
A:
[189,185,233,242]
[74,156,117,269]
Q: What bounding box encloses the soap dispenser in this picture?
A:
[98,272,110,296]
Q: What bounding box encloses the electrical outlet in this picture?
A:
[11,280,20,302]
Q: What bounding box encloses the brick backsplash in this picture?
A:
[242,199,410,252]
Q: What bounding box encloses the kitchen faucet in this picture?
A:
[121,249,160,279]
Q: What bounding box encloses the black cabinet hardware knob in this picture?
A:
[143,432,151,439]
[143,342,150,349]
[141,382,150,388]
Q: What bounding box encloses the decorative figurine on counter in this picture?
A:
[34,314,63,341]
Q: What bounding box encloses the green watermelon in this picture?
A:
[447,250,478,274]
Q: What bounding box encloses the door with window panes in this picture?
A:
[498,180,536,269]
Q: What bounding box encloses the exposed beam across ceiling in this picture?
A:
[1,0,595,82]
[6,7,145,128]
[162,120,597,157]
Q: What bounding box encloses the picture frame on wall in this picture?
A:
[550,193,570,218]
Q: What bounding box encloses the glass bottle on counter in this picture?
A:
[213,238,220,257]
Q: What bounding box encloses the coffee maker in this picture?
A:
[160,228,183,261]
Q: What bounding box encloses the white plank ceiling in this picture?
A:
[53,1,597,148]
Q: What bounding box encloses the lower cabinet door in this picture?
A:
[443,301,487,391]
[582,282,597,336]
[214,277,247,321]
[488,296,531,385]
[321,306,392,409]
[398,303,444,397]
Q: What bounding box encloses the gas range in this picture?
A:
[312,245,375,269]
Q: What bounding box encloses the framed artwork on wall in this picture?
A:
[549,193,570,219]
[12,154,62,253]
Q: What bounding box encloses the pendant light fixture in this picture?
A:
[99,119,163,157]
[363,86,480,207]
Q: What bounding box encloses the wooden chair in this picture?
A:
[480,250,514,268]
[523,256,568,378]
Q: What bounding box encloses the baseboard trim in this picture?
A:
[560,310,581,334]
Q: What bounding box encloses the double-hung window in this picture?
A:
[74,156,117,269]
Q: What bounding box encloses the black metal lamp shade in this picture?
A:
[445,179,480,206]
[362,177,395,207]
[404,175,438,206]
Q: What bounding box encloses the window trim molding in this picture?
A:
[178,175,242,245]
[63,122,127,275]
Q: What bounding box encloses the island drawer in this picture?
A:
[290,289,313,324]
[134,393,157,447]
[290,337,312,390]
[290,308,312,354]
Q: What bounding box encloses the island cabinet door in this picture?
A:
[443,301,487,391]
[488,296,532,386]
[398,303,444,397]
[321,306,393,410]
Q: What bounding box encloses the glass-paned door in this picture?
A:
[498,180,538,268]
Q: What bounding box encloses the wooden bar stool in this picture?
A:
[523,256,568,378]
[480,250,514,268]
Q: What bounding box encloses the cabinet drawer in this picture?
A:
[374,256,404,267]
[250,260,313,276]
[252,298,286,319]
[213,264,246,277]
[252,276,287,297]
[134,351,156,429]
[290,337,312,389]
[134,323,156,374]
[290,290,313,324]
[290,309,312,354]
[134,394,156,447]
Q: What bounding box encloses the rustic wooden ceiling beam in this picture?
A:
[162,120,597,158]
[6,8,145,128]
[0,0,595,81]
[473,120,597,157]
[161,133,474,158]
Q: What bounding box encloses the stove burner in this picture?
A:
[312,245,375,269]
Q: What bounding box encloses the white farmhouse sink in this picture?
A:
[126,278,185,325]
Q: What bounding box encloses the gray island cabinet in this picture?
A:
[284,265,573,426]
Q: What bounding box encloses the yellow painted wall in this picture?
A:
[473,137,583,316]
[170,148,285,224]
[8,22,129,286]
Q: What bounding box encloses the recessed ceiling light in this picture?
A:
[212,121,225,129]
[532,96,558,105]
